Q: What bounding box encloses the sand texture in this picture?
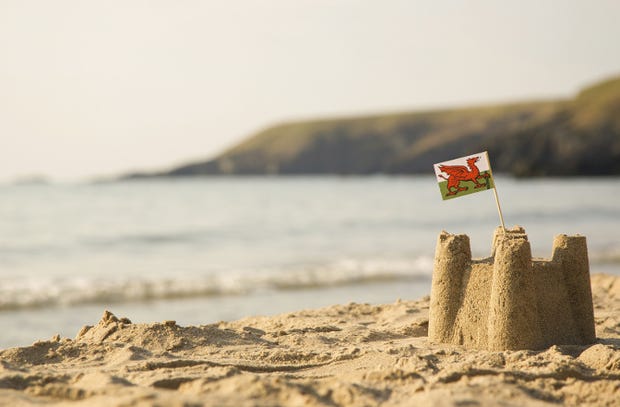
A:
[430,227,596,350]
[0,274,619,407]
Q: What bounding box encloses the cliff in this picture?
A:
[130,75,620,178]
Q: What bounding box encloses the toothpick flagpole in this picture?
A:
[485,151,506,231]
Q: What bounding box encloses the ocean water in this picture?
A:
[1,176,619,348]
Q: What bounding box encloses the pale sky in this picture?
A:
[2,0,620,182]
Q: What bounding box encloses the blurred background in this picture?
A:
[1,0,619,348]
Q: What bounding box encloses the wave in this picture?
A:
[511,206,620,222]
[83,230,209,247]
[0,257,433,311]
[590,249,620,265]
[2,246,615,312]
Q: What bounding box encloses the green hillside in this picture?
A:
[137,75,620,177]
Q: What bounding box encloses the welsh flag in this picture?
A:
[433,151,495,200]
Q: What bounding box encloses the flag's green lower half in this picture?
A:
[437,171,495,200]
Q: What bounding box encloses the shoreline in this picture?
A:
[0,273,618,406]
[0,278,432,350]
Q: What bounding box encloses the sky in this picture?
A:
[1,0,620,182]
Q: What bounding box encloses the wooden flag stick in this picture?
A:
[492,184,506,231]
[485,151,506,231]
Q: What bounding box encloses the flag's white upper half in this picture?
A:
[433,152,490,182]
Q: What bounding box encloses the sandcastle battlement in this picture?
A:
[429,226,596,350]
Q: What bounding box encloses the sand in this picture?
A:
[0,274,619,407]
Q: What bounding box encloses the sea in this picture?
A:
[1,176,619,349]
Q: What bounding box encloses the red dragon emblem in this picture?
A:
[438,156,490,196]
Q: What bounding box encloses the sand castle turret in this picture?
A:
[429,226,596,350]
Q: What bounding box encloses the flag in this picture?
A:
[433,151,495,200]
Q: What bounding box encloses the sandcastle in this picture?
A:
[429,226,596,351]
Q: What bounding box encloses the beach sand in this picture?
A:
[0,274,618,406]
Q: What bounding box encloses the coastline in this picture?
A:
[0,274,618,406]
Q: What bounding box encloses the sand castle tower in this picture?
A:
[429,226,596,350]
